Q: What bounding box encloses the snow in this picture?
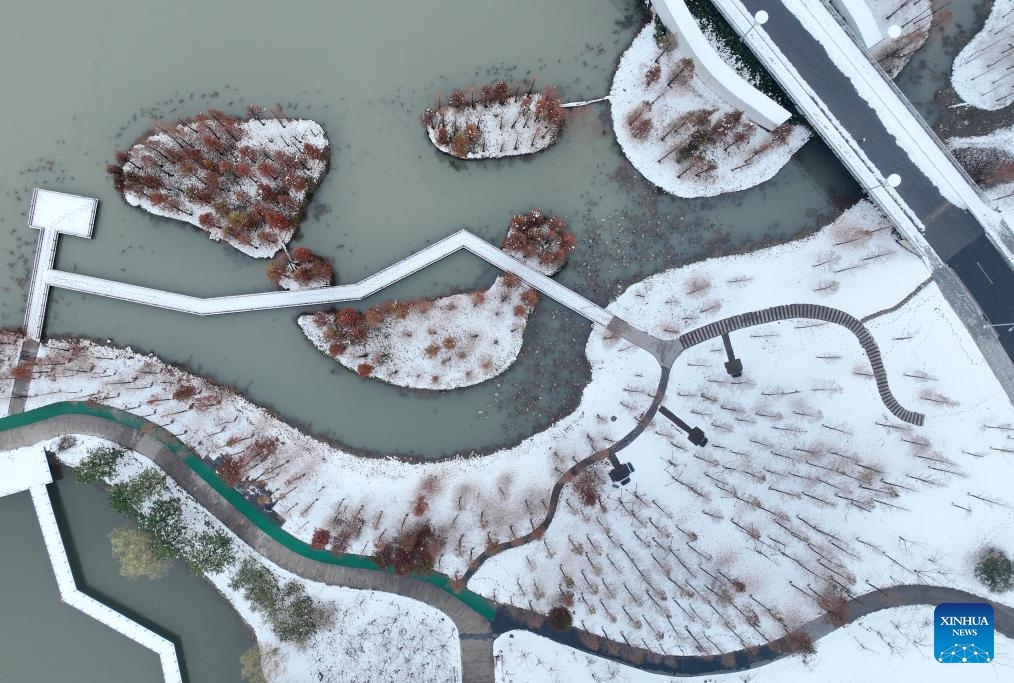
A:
[868,0,931,78]
[298,275,541,390]
[41,435,461,683]
[0,443,52,497]
[652,0,791,128]
[611,23,810,198]
[28,189,98,238]
[6,200,1013,663]
[949,126,1014,236]
[425,94,561,159]
[468,200,1014,657]
[952,0,1014,111]
[494,606,1014,682]
[120,118,328,259]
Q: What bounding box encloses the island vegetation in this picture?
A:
[107,106,329,258]
[422,81,565,159]
[297,209,574,389]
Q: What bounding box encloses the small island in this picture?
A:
[421,81,565,159]
[266,246,334,291]
[108,106,329,258]
[297,209,573,389]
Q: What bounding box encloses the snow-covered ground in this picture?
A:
[870,0,932,78]
[950,126,1014,230]
[48,436,460,683]
[469,200,1014,656]
[494,606,1014,682]
[0,329,20,405]
[5,201,1012,656]
[952,0,1014,111]
[298,275,541,389]
[611,23,810,198]
[115,116,329,258]
[424,90,563,159]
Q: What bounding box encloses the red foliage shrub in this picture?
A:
[572,468,604,507]
[356,363,374,378]
[412,495,429,517]
[513,304,527,317]
[311,528,332,550]
[502,273,522,288]
[216,455,247,487]
[521,289,540,307]
[374,522,443,575]
[173,384,199,401]
[501,209,574,273]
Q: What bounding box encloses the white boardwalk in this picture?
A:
[24,227,60,341]
[29,485,184,683]
[0,445,182,683]
[24,193,680,365]
[44,230,615,325]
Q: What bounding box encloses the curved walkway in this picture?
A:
[460,367,671,583]
[678,303,925,425]
[494,584,1014,676]
[0,405,496,683]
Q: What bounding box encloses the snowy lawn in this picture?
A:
[952,0,1014,111]
[46,436,461,683]
[111,110,329,258]
[6,201,1012,645]
[611,23,810,198]
[494,605,1014,682]
[468,201,1014,656]
[423,83,564,159]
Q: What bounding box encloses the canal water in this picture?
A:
[0,477,252,683]
[0,0,858,459]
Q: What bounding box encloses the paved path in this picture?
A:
[0,413,494,683]
[24,227,59,341]
[493,583,1014,676]
[678,303,924,425]
[460,367,672,583]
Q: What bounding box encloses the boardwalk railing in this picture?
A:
[29,484,184,683]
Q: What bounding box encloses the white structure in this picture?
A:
[651,0,791,129]
[0,444,52,496]
[829,0,883,48]
[28,189,98,238]
[0,447,183,683]
[24,189,99,341]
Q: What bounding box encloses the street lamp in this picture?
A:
[990,322,1014,333]
[742,10,768,41]
[887,25,902,40]
[865,173,901,191]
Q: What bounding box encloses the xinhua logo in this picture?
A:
[934,603,994,663]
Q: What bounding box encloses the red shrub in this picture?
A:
[311,528,332,550]
[356,363,374,378]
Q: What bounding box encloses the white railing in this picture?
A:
[29,485,183,683]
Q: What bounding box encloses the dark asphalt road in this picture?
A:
[740,0,1014,357]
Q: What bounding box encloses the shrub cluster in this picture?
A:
[501,209,575,273]
[229,558,334,646]
[373,522,443,575]
[107,107,328,251]
[267,246,334,288]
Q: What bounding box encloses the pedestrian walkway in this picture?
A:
[30,224,679,367]
[678,303,924,425]
[29,485,184,683]
[0,405,495,683]
[0,444,183,683]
